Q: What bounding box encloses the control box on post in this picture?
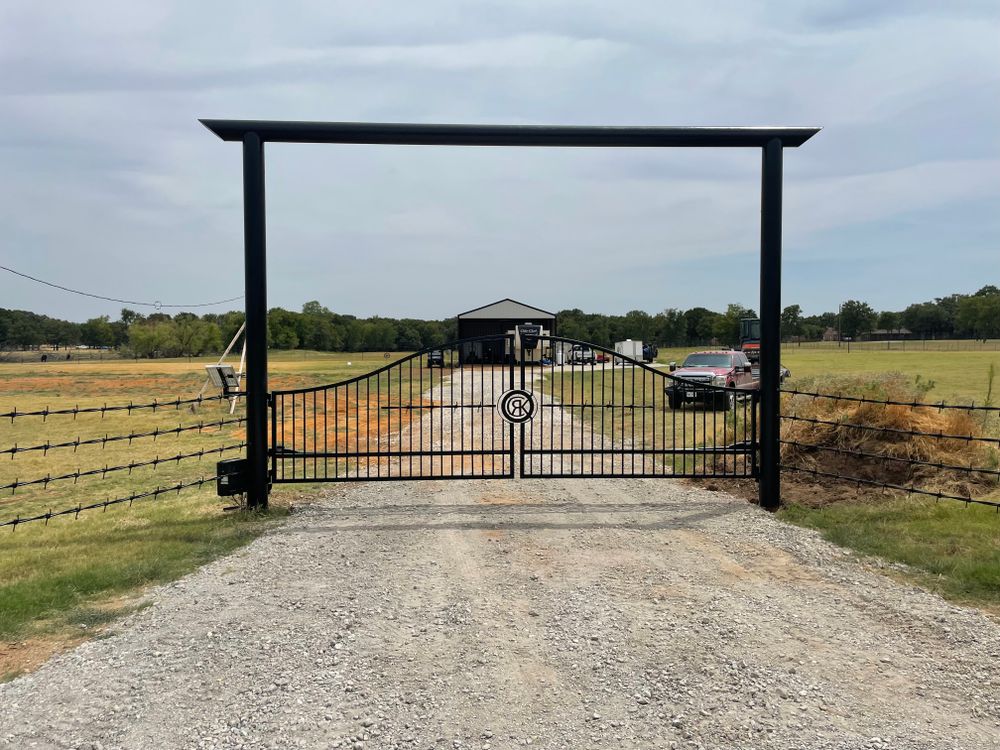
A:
[217,457,248,496]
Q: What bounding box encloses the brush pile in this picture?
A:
[780,373,1000,506]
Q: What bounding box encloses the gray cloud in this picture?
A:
[1,0,997,322]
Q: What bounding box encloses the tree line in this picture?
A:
[779,285,1000,340]
[1,286,998,356]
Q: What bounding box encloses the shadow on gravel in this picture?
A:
[280,500,746,533]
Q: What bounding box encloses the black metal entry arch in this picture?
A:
[201,119,820,509]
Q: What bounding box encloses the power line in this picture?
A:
[0,264,243,309]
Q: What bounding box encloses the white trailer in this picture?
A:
[614,339,643,361]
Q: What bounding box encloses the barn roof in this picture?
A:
[456,298,557,320]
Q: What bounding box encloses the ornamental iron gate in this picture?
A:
[269,335,757,483]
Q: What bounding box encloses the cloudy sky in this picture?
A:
[1,1,998,322]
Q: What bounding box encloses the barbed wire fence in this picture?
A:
[1,391,248,530]
[779,388,1000,510]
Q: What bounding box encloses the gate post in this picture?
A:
[758,138,782,510]
[242,132,269,509]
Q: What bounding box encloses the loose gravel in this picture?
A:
[2,477,999,750]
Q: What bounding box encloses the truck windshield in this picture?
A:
[683,354,732,368]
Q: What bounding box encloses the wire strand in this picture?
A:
[0,442,246,494]
[780,463,1000,510]
[1,475,227,530]
[0,264,243,309]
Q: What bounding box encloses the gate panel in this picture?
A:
[519,336,757,478]
[271,336,515,482]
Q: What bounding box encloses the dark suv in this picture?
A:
[426,350,444,367]
[665,350,756,409]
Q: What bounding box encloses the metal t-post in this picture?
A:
[758,138,782,510]
[242,132,269,509]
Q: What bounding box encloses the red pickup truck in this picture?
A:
[665,350,756,409]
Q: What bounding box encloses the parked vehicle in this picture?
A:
[642,343,658,363]
[739,317,760,364]
[614,340,644,361]
[749,363,791,383]
[665,350,756,409]
[568,345,596,365]
[426,350,444,367]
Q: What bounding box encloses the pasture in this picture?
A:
[2,343,998,678]
[656,343,1000,405]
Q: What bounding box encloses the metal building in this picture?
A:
[456,298,557,364]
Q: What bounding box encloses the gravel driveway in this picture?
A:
[2,478,999,750]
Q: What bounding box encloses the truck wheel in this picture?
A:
[667,392,679,410]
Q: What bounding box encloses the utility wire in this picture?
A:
[0,264,243,309]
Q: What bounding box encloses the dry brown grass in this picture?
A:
[780,373,1000,506]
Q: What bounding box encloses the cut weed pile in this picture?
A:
[780,373,1000,507]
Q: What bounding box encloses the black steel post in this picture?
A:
[758,138,783,510]
[242,132,269,509]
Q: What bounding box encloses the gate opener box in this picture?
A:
[216,457,248,496]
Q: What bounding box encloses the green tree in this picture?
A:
[119,308,143,327]
[838,300,876,338]
[653,309,686,344]
[781,305,803,338]
[902,302,949,336]
[396,324,423,351]
[268,308,300,349]
[128,321,176,358]
[712,304,756,347]
[366,318,397,351]
[622,310,655,342]
[957,293,1000,339]
[683,307,719,343]
[80,316,116,348]
[418,321,447,349]
[877,311,902,330]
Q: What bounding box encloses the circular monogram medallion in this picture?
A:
[497,389,536,424]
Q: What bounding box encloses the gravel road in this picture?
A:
[2,478,999,750]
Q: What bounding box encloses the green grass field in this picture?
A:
[779,499,1000,613]
[656,344,1000,405]
[2,343,999,677]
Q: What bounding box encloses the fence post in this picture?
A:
[758,138,782,511]
[243,132,269,510]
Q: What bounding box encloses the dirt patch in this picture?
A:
[0,635,89,681]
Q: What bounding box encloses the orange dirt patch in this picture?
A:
[274,395,424,454]
[0,375,191,398]
[0,634,88,680]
